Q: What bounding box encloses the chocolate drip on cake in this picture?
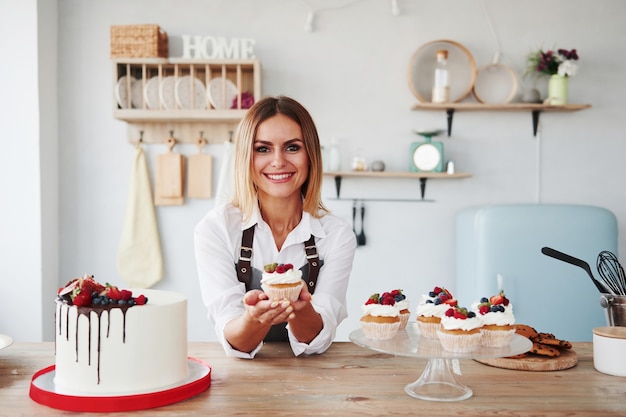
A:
[56,300,134,385]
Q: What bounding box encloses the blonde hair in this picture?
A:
[231,96,328,222]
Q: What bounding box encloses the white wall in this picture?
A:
[3,0,626,342]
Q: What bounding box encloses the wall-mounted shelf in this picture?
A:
[323,171,471,201]
[411,102,591,137]
[112,58,261,144]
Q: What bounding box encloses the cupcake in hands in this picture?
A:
[260,263,304,302]
[437,306,483,353]
[473,291,516,347]
[416,286,457,339]
[360,292,401,340]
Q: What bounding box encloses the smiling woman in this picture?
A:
[194,96,357,359]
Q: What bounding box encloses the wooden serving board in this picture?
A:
[474,349,578,371]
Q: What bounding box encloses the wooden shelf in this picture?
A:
[323,171,471,201]
[411,102,592,136]
[112,58,261,144]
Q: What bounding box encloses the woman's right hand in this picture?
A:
[243,290,294,326]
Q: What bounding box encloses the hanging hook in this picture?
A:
[135,130,144,147]
[167,131,176,152]
[196,131,207,152]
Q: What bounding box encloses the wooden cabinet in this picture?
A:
[112,58,261,144]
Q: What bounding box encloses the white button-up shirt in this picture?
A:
[194,203,356,358]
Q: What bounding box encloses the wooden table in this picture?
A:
[1,341,625,416]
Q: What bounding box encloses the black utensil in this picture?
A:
[352,201,357,238]
[357,202,366,246]
[541,247,609,293]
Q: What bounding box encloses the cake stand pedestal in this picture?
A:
[349,323,531,402]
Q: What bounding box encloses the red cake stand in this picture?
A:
[29,357,211,412]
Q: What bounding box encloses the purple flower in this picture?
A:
[231,92,255,109]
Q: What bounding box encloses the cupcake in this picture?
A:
[360,293,401,340]
[415,286,457,339]
[386,289,410,329]
[473,291,516,347]
[437,306,483,353]
[260,263,303,302]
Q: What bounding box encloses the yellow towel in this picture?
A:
[117,145,163,288]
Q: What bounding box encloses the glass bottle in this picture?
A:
[432,49,450,103]
[328,137,341,172]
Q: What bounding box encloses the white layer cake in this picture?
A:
[54,289,188,395]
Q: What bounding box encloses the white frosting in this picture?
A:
[54,289,188,395]
[261,267,302,285]
[395,299,410,311]
[440,314,483,331]
[416,294,450,317]
[471,301,516,326]
[361,304,400,317]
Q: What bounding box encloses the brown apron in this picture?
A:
[236,226,321,341]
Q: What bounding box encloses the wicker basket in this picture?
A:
[110,24,168,58]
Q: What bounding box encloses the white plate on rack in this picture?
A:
[159,76,177,110]
[130,78,145,108]
[0,334,13,350]
[208,77,238,109]
[175,76,207,109]
[115,76,135,109]
[143,77,161,109]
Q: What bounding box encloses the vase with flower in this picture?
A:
[527,48,580,105]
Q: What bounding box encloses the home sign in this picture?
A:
[182,35,256,59]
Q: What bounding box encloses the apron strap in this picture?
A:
[236,227,254,289]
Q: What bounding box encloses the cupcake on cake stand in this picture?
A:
[349,322,531,402]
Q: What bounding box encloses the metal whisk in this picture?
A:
[596,251,626,295]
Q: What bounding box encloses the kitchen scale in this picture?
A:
[410,129,445,173]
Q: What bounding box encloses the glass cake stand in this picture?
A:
[349,322,531,402]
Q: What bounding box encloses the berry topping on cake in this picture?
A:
[476,291,510,315]
[388,289,406,303]
[364,292,397,306]
[445,306,476,319]
[489,290,510,306]
[57,274,148,307]
[263,263,294,273]
[425,287,457,306]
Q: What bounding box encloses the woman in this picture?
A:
[195,96,356,358]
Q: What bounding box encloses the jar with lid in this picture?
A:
[432,49,450,103]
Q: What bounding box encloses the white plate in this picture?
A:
[175,76,207,109]
[0,334,13,350]
[208,77,238,109]
[115,76,135,109]
[159,76,177,110]
[143,77,161,109]
[130,78,145,108]
[408,39,477,103]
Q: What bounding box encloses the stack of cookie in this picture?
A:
[511,324,573,358]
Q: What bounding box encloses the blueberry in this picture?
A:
[434,298,441,305]
[426,299,433,304]
[118,299,127,305]
[128,299,136,306]
[428,291,436,297]
[468,311,476,318]
[93,296,102,304]
[100,298,109,305]
[480,297,489,303]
